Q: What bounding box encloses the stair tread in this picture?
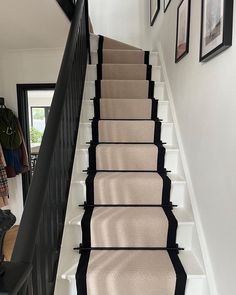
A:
[67,207,193,226]
[71,172,185,183]
[58,248,204,279]
[76,143,179,152]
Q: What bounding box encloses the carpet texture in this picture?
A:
[76,35,187,295]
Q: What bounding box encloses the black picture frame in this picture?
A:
[164,0,172,13]
[150,0,160,26]
[175,0,191,63]
[200,0,234,62]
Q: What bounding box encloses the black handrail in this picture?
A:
[56,0,75,20]
[57,0,91,63]
[0,0,89,293]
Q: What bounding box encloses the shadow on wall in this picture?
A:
[89,0,152,49]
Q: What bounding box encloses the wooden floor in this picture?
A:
[3,226,19,261]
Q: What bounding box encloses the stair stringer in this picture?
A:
[157,42,214,295]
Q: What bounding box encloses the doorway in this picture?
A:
[17,84,55,203]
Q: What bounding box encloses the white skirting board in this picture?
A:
[157,42,214,295]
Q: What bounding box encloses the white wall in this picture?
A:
[150,1,236,295]
[0,48,64,222]
[89,0,152,49]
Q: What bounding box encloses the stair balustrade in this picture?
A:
[0,0,90,293]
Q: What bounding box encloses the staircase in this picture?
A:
[55,34,209,295]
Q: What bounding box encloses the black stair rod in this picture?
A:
[83,169,171,173]
[89,118,163,121]
[74,247,185,251]
[79,204,177,208]
[85,141,167,145]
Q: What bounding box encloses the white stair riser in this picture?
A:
[61,225,82,250]
[84,81,166,101]
[72,147,179,175]
[90,34,99,51]
[69,178,186,208]
[185,278,206,295]
[55,279,76,295]
[78,122,175,146]
[91,52,161,66]
[86,65,162,82]
[80,101,172,123]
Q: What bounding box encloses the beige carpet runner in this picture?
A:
[76,35,187,295]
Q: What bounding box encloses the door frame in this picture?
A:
[17,83,56,203]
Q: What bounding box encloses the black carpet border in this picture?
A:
[97,35,104,64]
[151,98,158,119]
[163,207,178,248]
[76,251,90,295]
[86,172,96,204]
[97,64,102,80]
[149,81,155,98]
[144,51,150,65]
[154,119,162,143]
[88,145,97,170]
[146,65,152,80]
[81,207,94,248]
[95,80,101,99]
[156,143,166,173]
[159,172,171,205]
[168,250,187,295]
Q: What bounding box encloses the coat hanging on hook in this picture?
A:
[0,101,29,178]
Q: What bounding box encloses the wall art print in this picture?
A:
[175,0,191,63]
[200,0,234,62]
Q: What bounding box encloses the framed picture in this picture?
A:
[164,0,172,12]
[175,0,191,63]
[200,0,234,62]
[150,0,160,26]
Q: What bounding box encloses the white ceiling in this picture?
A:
[0,0,70,50]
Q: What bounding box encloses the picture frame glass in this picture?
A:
[201,0,224,56]
[176,0,189,60]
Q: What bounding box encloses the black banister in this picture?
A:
[0,0,89,293]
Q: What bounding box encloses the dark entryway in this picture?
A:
[17,84,55,203]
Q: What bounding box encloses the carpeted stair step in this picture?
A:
[95,98,157,119]
[76,250,186,295]
[99,35,141,50]
[86,172,171,205]
[99,49,149,64]
[97,64,152,80]
[95,80,154,99]
[92,119,161,143]
[89,143,165,171]
[81,207,177,248]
